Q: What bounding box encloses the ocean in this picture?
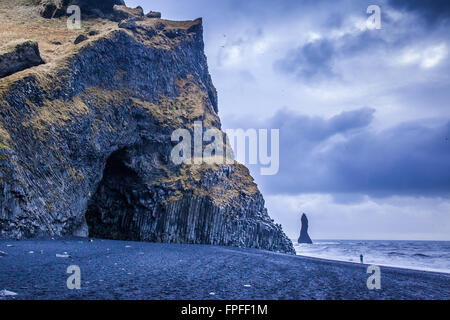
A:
[293,240,450,274]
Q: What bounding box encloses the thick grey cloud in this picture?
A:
[269,107,375,141]
[273,30,390,81]
[273,26,391,81]
[229,109,450,197]
[273,8,449,82]
[388,0,450,26]
[271,0,450,87]
[274,39,336,80]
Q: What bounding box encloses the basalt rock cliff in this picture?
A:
[0,1,295,254]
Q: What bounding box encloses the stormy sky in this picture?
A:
[127,0,450,240]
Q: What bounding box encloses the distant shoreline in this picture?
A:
[294,253,450,276]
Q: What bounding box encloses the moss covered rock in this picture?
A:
[0,40,44,78]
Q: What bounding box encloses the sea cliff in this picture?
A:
[0,0,294,254]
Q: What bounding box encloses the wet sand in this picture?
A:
[0,238,449,300]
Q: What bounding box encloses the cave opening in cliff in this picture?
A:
[85,148,150,241]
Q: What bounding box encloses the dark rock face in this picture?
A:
[0,41,44,78]
[85,149,287,248]
[298,213,313,244]
[38,0,59,18]
[147,11,162,19]
[77,0,125,13]
[74,34,88,44]
[37,0,125,18]
[0,15,295,254]
[112,5,144,21]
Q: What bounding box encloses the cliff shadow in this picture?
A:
[85,148,153,240]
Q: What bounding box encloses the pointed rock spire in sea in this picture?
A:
[298,213,313,244]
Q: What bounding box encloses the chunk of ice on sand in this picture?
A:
[0,289,18,297]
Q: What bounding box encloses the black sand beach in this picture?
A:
[0,238,449,300]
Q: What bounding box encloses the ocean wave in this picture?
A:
[293,241,339,245]
[313,242,340,245]
[388,251,407,256]
[294,240,450,274]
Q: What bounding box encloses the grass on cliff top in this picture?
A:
[0,0,119,64]
[0,0,204,95]
[0,0,202,67]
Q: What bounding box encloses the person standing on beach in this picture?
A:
[360,254,364,264]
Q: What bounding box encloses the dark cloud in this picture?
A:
[389,0,450,26]
[229,109,450,197]
[274,39,336,80]
[269,107,375,141]
[273,0,450,82]
[273,29,392,81]
[324,121,450,196]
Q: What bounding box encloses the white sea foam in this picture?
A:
[0,289,17,296]
[293,240,450,274]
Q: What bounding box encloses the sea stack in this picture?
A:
[298,213,313,244]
